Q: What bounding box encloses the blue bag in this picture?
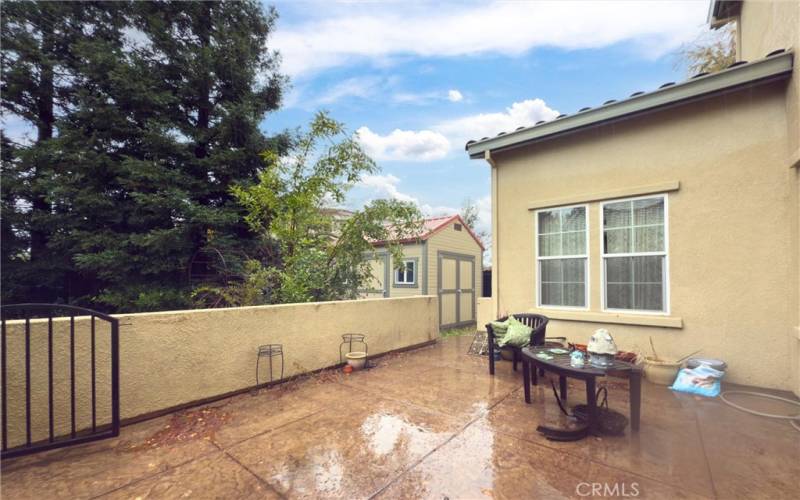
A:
[670,364,724,397]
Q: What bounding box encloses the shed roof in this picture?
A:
[466,49,793,160]
[372,214,485,250]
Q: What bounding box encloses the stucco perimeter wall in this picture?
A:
[477,298,495,331]
[492,82,798,391]
[2,296,438,448]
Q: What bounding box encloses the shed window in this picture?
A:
[454,223,462,231]
[395,259,416,285]
[602,195,668,312]
[536,205,588,308]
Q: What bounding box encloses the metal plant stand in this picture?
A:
[256,344,284,385]
[340,334,368,364]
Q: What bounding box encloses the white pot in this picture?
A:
[346,351,367,370]
[643,357,681,385]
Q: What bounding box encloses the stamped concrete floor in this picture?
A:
[2,335,799,499]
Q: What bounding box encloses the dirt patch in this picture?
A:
[123,406,231,451]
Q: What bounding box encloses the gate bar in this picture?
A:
[91,315,96,433]
[2,317,7,451]
[70,315,76,438]
[25,315,31,446]
[48,317,54,443]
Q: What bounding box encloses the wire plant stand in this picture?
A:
[256,344,284,385]
[339,334,368,365]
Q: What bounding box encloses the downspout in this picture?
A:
[485,150,500,319]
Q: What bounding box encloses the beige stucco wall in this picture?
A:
[2,296,438,448]
[490,81,798,391]
[738,0,800,396]
[477,297,496,331]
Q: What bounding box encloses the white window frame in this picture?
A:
[394,259,416,285]
[535,203,590,310]
[600,193,670,315]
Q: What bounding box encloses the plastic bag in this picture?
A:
[670,363,724,397]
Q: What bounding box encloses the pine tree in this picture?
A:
[1,1,287,311]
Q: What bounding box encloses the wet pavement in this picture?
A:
[2,335,798,499]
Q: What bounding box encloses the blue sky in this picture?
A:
[263,1,712,255]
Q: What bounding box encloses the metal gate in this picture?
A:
[438,252,476,329]
[1,304,119,459]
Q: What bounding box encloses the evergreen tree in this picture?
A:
[1,1,287,312]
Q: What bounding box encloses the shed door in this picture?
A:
[362,254,389,298]
[438,252,476,329]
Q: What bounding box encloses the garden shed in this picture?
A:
[362,215,484,329]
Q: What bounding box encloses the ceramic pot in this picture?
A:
[643,357,681,385]
[346,351,367,370]
[499,347,514,361]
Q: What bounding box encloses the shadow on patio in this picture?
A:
[2,335,798,499]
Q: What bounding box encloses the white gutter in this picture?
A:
[467,51,793,159]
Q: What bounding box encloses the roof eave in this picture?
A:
[467,51,793,159]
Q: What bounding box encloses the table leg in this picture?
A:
[523,359,531,404]
[532,364,538,386]
[629,370,642,432]
[559,376,568,401]
[586,377,598,435]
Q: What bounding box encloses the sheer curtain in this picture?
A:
[538,206,587,307]
[603,197,665,311]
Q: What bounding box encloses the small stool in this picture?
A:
[256,344,284,385]
[340,334,368,364]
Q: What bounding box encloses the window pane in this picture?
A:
[605,256,664,311]
[562,207,586,231]
[562,231,585,255]
[538,233,562,257]
[538,210,561,234]
[633,255,663,283]
[633,198,664,225]
[634,284,663,310]
[540,259,562,282]
[562,258,585,283]
[634,225,664,252]
[606,283,633,309]
[604,228,630,254]
[541,283,563,306]
[603,201,631,228]
[605,256,632,283]
[406,263,414,283]
[563,283,585,307]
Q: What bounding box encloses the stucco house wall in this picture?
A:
[490,81,798,391]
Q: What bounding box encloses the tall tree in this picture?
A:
[1,1,287,311]
[1,1,129,302]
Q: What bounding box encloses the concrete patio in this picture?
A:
[1,335,798,499]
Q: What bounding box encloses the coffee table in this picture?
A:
[521,346,643,433]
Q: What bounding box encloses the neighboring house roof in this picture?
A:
[466,49,793,160]
[371,214,485,250]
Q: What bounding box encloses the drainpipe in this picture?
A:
[485,151,499,319]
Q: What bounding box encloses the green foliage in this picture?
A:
[1,1,286,312]
[212,112,423,306]
[676,23,736,76]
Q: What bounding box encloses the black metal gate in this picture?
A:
[1,304,119,459]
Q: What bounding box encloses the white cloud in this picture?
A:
[272,1,708,77]
[357,174,419,204]
[447,89,463,102]
[356,127,450,162]
[435,98,560,148]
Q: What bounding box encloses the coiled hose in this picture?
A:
[719,391,800,432]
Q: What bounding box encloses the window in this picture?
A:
[454,223,462,231]
[602,195,667,313]
[536,205,588,308]
[395,259,416,285]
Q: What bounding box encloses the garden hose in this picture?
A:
[719,391,800,432]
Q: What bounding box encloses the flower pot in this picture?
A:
[346,351,367,370]
[643,357,681,385]
[499,347,514,361]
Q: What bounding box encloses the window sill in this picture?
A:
[530,308,683,329]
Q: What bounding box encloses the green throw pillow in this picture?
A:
[497,316,533,348]
[489,318,510,338]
